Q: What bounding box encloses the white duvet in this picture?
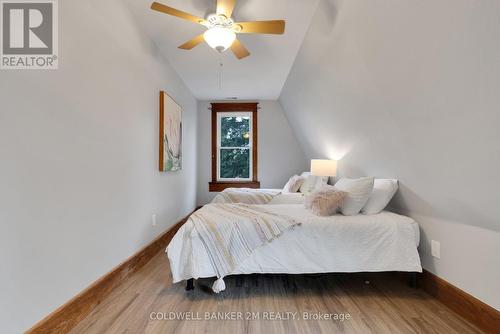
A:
[167,205,422,283]
[211,188,305,205]
[268,191,305,204]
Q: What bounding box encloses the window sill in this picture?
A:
[209,181,260,192]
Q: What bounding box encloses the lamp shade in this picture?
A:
[203,27,236,52]
[311,159,337,176]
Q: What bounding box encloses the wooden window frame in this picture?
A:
[209,103,260,192]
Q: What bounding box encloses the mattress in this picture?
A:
[167,204,422,283]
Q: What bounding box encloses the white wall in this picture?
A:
[197,101,308,205]
[280,0,500,310]
[0,1,197,332]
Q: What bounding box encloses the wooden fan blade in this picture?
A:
[236,20,285,34]
[216,0,236,18]
[151,2,205,25]
[178,34,205,50]
[230,39,250,59]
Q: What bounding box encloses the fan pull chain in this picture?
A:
[218,53,223,90]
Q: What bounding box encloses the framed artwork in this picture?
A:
[159,91,182,171]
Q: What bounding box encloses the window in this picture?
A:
[210,103,259,192]
[217,112,252,180]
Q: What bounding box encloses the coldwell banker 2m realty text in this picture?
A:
[1,0,58,69]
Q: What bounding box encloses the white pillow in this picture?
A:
[299,172,329,194]
[361,179,399,215]
[333,177,374,216]
[282,175,305,193]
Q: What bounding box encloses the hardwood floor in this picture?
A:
[70,252,483,334]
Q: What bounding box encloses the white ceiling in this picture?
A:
[124,0,319,100]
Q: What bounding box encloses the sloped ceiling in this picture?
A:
[280,0,500,233]
[124,0,319,100]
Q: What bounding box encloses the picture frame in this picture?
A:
[159,91,182,171]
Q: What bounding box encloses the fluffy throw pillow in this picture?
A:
[361,179,399,215]
[333,177,375,216]
[282,175,305,193]
[305,185,347,216]
[299,172,329,194]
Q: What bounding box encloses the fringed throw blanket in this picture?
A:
[190,203,301,292]
[211,188,280,204]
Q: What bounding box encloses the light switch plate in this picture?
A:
[431,240,440,259]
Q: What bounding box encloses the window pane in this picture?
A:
[220,149,250,179]
[220,116,250,147]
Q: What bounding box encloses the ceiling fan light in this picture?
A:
[203,27,236,52]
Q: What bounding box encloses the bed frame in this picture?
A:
[410,272,418,288]
[185,272,419,291]
[186,278,195,290]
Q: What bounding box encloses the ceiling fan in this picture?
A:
[150,0,285,59]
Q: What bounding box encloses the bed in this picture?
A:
[167,204,422,292]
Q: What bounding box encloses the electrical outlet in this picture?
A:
[431,240,440,259]
[151,214,157,227]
